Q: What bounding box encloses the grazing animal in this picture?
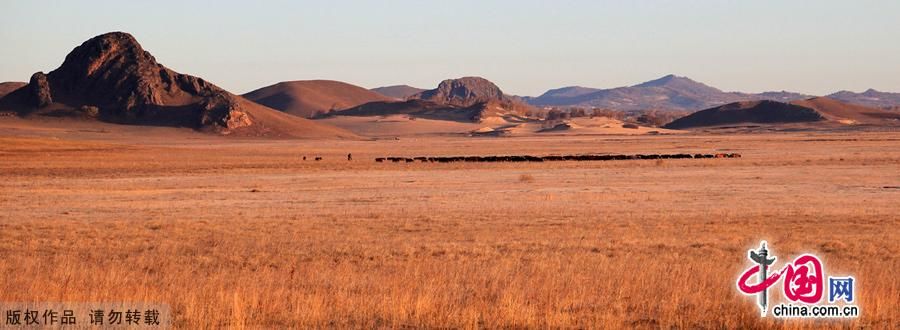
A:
[373,153,737,164]
[315,156,322,161]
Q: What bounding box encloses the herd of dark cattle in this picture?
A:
[374,153,741,163]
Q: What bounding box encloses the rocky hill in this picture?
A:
[411,77,509,107]
[333,77,533,123]
[0,32,354,138]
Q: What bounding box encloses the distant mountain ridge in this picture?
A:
[526,74,812,111]
[827,89,900,109]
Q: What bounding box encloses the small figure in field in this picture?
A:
[347,153,352,161]
[315,156,322,161]
[302,156,306,161]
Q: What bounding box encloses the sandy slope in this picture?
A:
[791,97,900,124]
[317,115,680,137]
[0,98,361,141]
[531,117,683,135]
[316,115,483,137]
[228,97,361,139]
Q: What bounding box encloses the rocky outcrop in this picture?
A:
[28,72,52,108]
[332,77,534,123]
[407,77,534,122]
[412,77,509,107]
[7,32,252,131]
[0,31,358,138]
[199,94,252,130]
[78,105,100,118]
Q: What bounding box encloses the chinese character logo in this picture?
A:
[829,277,854,303]
[736,241,858,318]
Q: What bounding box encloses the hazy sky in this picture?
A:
[1,1,899,96]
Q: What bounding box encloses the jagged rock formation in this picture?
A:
[333,77,533,123]
[411,77,509,107]
[28,72,52,107]
[0,32,355,138]
[38,32,250,130]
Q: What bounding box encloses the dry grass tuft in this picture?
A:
[518,173,535,183]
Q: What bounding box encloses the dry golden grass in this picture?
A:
[0,129,898,329]
[518,173,535,183]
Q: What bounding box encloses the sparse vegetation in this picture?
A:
[545,109,568,121]
[0,133,897,328]
[536,107,689,128]
[590,108,627,121]
[568,107,588,118]
[635,109,692,127]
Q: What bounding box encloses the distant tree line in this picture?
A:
[531,107,692,127]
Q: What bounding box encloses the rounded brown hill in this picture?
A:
[664,97,900,129]
[243,80,392,118]
[0,82,26,98]
[663,100,826,129]
[0,32,355,138]
[790,97,900,124]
